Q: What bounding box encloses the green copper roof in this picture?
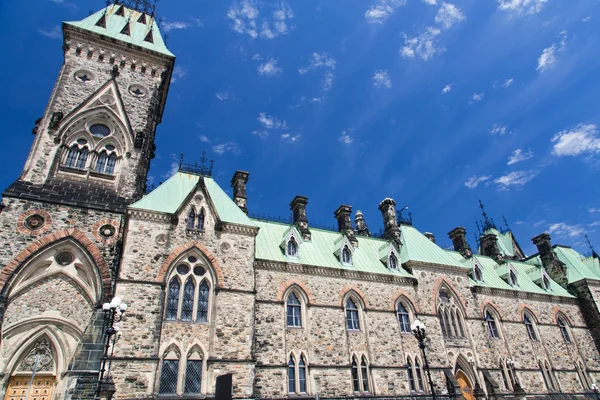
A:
[253,220,413,278]
[554,246,600,283]
[65,4,174,57]
[129,172,255,227]
[399,225,465,268]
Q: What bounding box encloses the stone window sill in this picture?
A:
[59,165,86,175]
[89,170,116,180]
[163,320,210,325]
[286,326,304,331]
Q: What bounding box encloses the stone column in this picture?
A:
[448,227,472,258]
[424,232,436,243]
[290,196,311,241]
[230,170,249,214]
[378,198,401,244]
[334,205,357,246]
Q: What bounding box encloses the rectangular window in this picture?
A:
[184,360,202,394]
[159,360,179,395]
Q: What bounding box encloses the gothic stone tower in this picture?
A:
[0,3,174,399]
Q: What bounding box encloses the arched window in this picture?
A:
[407,357,416,391]
[540,361,556,391]
[105,153,117,174]
[298,355,307,393]
[524,312,538,341]
[166,277,180,321]
[159,357,179,395]
[287,237,298,257]
[389,253,398,270]
[450,310,459,336]
[197,209,205,231]
[95,151,108,173]
[65,145,80,168]
[75,147,89,169]
[360,357,370,393]
[576,362,591,390]
[500,360,512,391]
[342,246,352,264]
[187,209,196,230]
[485,310,500,339]
[351,358,360,392]
[95,151,117,174]
[346,298,360,331]
[197,280,209,322]
[181,278,195,321]
[397,302,410,333]
[542,274,551,290]
[557,316,571,343]
[165,254,213,323]
[437,288,466,339]
[184,352,203,395]
[287,292,302,328]
[509,269,518,286]
[415,358,424,392]
[473,264,483,281]
[288,355,296,394]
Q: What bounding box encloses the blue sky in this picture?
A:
[1,0,600,255]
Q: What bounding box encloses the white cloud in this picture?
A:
[309,97,321,103]
[215,92,234,100]
[199,135,211,143]
[503,78,514,87]
[464,175,491,189]
[490,124,510,135]
[590,208,600,213]
[551,124,600,157]
[589,221,600,227]
[227,0,293,39]
[38,26,61,39]
[441,84,452,94]
[400,27,443,61]
[421,0,437,4]
[547,222,585,238]
[371,70,392,88]
[162,19,203,32]
[257,58,282,76]
[339,130,354,145]
[322,72,334,91]
[507,148,534,165]
[582,16,592,22]
[252,130,269,138]
[298,52,336,74]
[212,142,241,155]
[365,0,406,24]
[435,3,465,29]
[497,0,547,15]
[281,133,301,143]
[257,112,287,130]
[494,170,538,189]
[471,92,484,102]
[537,31,567,73]
[171,66,187,83]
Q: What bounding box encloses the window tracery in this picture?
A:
[288,353,309,394]
[437,288,466,340]
[351,355,370,394]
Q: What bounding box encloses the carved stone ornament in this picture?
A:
[134,131,146,149]
[17,339,53,372]
[48,112,64,129]
[32,118,42,135]
[111,65,120,78]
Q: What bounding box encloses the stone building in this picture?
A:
[1,2,600,400]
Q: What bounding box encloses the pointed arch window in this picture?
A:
[159,359,179,395]
[75,147,88,169]
[360,357,370,393]
[287,292,302,328]
[184,355,203,395]
[397,302,410,333]
[389,253,398,270]
[95,151,111,174]
[415,358,424,392]
[485,310,500,339]
[187,208,196,230]
[346,298,360,331]
[342,246,352,264]
[523,312,538,341]
[65,145,89,170]
[197,209,205,231]
[508,269,518,286]
[287,237,298,257]
[351,358,360,392]
[473,264,483,282]
[166,278,180,321]
[557,316,571,343]
[576,362,591,390]
[540,361,556,391]
[500,360,512,391]
[298,355,307,393]
[197,281,209,322]
[542,274,551,290]
[287,353,309,394]
[181,278,195,321]
[288,355,296,394]
[438,288,466,339]
[407,357,416,391]
[65,146,79,168]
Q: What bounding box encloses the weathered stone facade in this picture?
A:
[1,3,600,400]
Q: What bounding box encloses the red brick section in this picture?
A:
[157,241,224,287]
[431,276,468,314]
[338,285,370,308]
[517,303,539,322]
[479,299,504,320]
[552,305,574,325]
[0,228,112,298]
[91,219,121,245]
[390,289,420,313]
[16,209,53,236]
[277,279,315,304]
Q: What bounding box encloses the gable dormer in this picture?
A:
[378,242,400,271]
[280,226,303,259]
[334,235,355,266]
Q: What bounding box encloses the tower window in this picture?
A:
[197,209,205,231]
[187,208,196,230]
[89,123,111,138]
[196,281,209,322]
[95,151,117,175]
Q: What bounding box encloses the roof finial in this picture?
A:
[502,215,510,232]
[479,199,496,231]
[585,234,598,258]
[475,220,482,236]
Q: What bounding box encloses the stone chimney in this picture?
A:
[290,196,311,241]
[448,227,472,258]
[355,210,370,237]
[378,198,401,244]
[335,205,358,246]
[230,171,249,214]
[424,232,436,243]
[532,233,568,287]
[480,233,502,261]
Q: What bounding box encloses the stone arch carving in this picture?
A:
[157,241,223,287]
[517,304,539,323]
[278,280,314,304]
[338,285,369,308]
[431,277,468,314]
[454,354,476,385]
[479,299,504,320]
[390,289,419,312]
[4,327,67,377]
[552,306,574,325]
[0,229,111,300]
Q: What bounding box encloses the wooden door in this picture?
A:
[456,370,474,400]
[5,376,55,400]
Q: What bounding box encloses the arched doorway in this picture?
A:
[5,338,56,400]
[456,370,474,400]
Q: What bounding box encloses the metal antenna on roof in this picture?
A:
[585,234,598,258]
[479,199,496,231]
[502,215,510,232]
[475,220,482,237]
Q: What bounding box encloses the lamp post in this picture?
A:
[411,319,436,399]
[592,382,599,400]
[95,296,127,400]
